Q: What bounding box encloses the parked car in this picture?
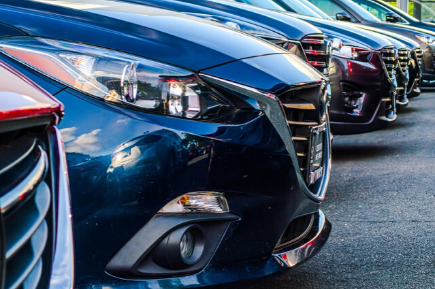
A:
[0,0,331,288]
[306,0,435,86]
[0,60,73,289]
[352,0,435,29]
[275,0,423,99]
[226,0,402,134]
[125,0,332,76]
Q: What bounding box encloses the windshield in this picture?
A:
[376,0,419,21]
[339,0,382,21]
[353,0,407,22]
[409,0,435,22]
[236,0,287,11]
[293,0,334,19]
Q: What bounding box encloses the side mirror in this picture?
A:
[385,11,400,22]
[336,12,351,21]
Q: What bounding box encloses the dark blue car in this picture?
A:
[0,0,331,288]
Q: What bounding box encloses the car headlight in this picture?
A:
[331,38,372,61]
[0,37,232,120]
[416,35,434,44]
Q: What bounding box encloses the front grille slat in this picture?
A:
[1,147,47,213]
[5,221,48,289]
[5,182,51,259]
[279,82,327,189]
[301,34,330,76]
[22,259,43,289]
[380,47,397,77]
[0,131,54,289]
[287,120,319,126]
[398,49,410,73]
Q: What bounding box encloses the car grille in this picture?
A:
[415,47,423,67]
[301,35,331,76]
[265,38,308,63]
[398,48,411,73]
[0,129,53,289]
[380,47,397,77]
[278,82,327,185]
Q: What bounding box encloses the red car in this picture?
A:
[0,61,74,289]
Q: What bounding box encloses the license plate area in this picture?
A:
[306,123,326,185]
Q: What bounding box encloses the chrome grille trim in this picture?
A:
[0,131,54,289]
[398,49,410,73]
[301,34,330,76]
[6,222,48,289]
[5,182,51,259]
[1,147,47,213]
[380,47,397,77]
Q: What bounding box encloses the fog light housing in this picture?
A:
[153,225,205,269]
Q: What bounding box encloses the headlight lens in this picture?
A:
[0,37,231,119]
[332,44,372,61]
[416,35,434,44]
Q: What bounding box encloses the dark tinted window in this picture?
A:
[353,0,406,22]
[307,0,357,21]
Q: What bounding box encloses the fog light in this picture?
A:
[159,192,229,213]
[153,225,205,269]
[180,231,195,261]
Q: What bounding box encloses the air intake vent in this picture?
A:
[278,82,327,187]
[380,47,397,77]
[301,35,331,76]
[0,131,53,289]
[398,48,410,73]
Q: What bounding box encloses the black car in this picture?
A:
[306,0,435,86]
[0,61,74,289]
[0,0,332,288]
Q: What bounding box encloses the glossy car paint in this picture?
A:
[135,0,400,135]
[226,0,399,134]
[292,15,399,134]
[121,0,323,40]
[309,0,435,85]
[0,61,74,289]
[0,0,331,288]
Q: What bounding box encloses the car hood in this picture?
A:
[376,22,435,37]
[357,25,419,49]
[0,0,291,71]
[292,14,393,50]
[125,0,322,40]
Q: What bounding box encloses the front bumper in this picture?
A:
[274,210,331,267]
[329,54,397,135]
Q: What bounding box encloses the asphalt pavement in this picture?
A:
[246,91,435,289]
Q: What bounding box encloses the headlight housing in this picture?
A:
[416,35,434,44]
[331,38,372,61]
[0,37,232,120]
